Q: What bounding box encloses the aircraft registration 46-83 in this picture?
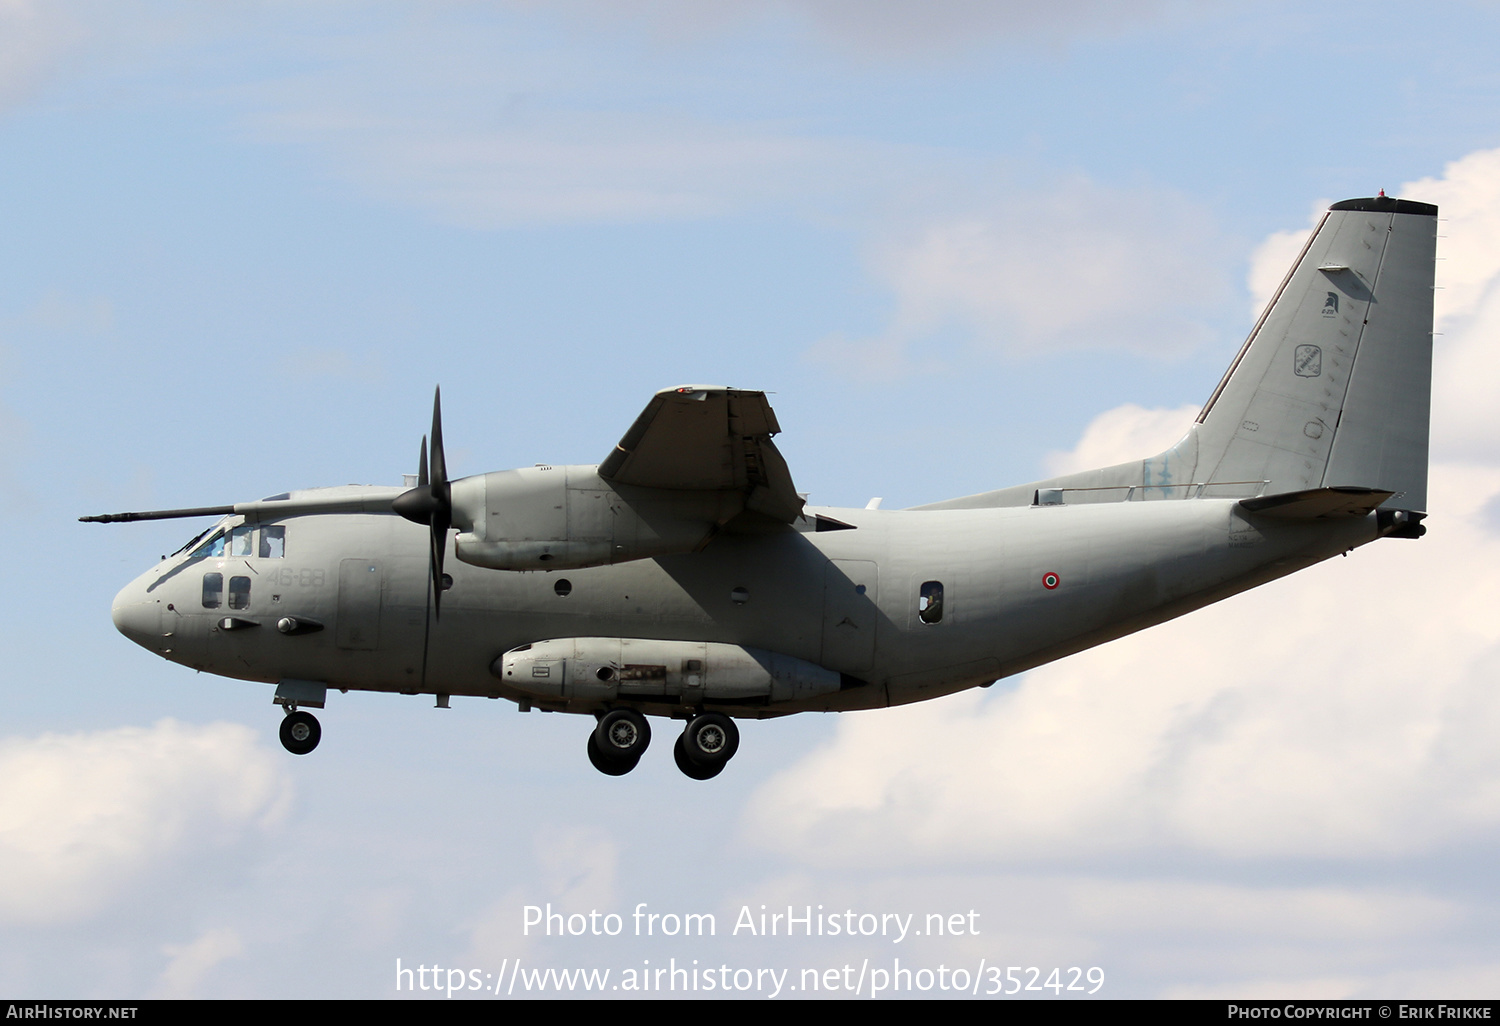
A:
[89,195,1436,780]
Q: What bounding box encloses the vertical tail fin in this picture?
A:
[1194,196,1436,511]
[913,195,1436,515]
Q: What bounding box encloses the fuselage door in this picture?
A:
[337,559,384,650]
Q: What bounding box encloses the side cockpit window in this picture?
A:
[202,572,223,608]
[259,525,286,559]
[230,525,255,557]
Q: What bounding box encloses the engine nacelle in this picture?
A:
[449,466,743,571]
[495,637,844,705]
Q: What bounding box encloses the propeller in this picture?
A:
[393,387,453,621]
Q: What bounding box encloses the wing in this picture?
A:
[598,386,804,523]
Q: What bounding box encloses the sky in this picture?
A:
[4,0,1500,999]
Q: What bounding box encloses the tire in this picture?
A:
[673,734,722,780]
[682,713,738,768]
[587,732,640,776]
[595,708,651,760]
[279,711,321,755]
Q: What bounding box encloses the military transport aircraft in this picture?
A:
[89,195,1436,779]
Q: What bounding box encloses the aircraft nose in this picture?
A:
[111,583,163,650]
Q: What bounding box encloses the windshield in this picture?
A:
[170,524,218,558]
[189,529,229,559]
[180,521,286,560]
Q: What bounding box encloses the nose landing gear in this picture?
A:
[279,709,322,755]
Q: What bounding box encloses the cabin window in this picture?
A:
[918,581,944,624]
[228,576,251,610]
[202,573,223,608]
[554,579,572,597]
[259,525,286,559]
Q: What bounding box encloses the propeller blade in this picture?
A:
[396,387,452,626]
[431,515,448,621]
[430,387,447,493]
[428,387,451,620]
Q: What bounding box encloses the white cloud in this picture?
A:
[1403,149,1500,328]
[260,108,854,226]
[811,179,1229,374]
[1044,403,1197,474]
[1242,197,1338,320]
[20,291,114,335]
[523,0,1177,56]
[711,868,1463,997]
[154,927,245,999]
[1246,226,1311,320]
[461,824,620,970]
[751,139,1500,873]
[531,824,618,909]
[0,1,89,110]
[0,720,290,924]
[787,0,1176,54]
[1243,158,1500,467]
[230,5,1184,230]
[1398,150,1500,465]
[744,454,1500,866]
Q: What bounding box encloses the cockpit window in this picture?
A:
[190,531,228,559]
[202,572,223,608]
[171,525,213,558]
[259,525,286,559]
[184,524,286,560]
[230,525,255,557]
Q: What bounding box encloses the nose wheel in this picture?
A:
[280,710,322,755]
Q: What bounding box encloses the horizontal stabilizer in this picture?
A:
[1237,486,1393,520]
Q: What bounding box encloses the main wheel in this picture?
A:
[595,708,651,760]
[682,713,738,769]
[673,734,722,780]
[279,710,321,755]
[587,732,640,776]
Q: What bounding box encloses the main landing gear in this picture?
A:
[586,710,740,780]
[279,709,322,755]
[587,708,651,776]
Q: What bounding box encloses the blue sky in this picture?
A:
[6,0,1500,998]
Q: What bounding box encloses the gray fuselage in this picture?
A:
[112,489,1379,719]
